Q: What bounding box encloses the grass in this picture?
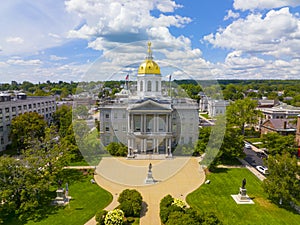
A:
[187,168,300,225]
[199,113,210,119]
[5,170,113,225]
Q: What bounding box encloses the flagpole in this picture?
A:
[168,74,172,100]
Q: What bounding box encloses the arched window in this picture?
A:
[147,81,152,92]
[156,81,159,92]
[140,81,143,91]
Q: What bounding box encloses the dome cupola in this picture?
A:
[138,42,161,75]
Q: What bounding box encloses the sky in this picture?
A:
[1,0,300,83]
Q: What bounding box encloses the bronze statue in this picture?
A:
[148,163,152,172]
[242,178,246,189]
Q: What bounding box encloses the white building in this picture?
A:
[0,92,56,151]
[99,42,199,158]
[199,96,229,117]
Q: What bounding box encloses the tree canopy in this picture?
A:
[10,112,47,152]
[226,98,261,135]
[263,153,300,207]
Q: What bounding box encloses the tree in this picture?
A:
[10,112,47,152]
[226,98,261,135]
[261,133,297,156]
[118,189,143,217]
[52,105,73,137]
[106,142,127,156]
[194,126,244,166]
[0,126,73,222]
[263,153,300,206]
[95,209,108,225]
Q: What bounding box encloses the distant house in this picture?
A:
[260,119,296,136]
[257,99,279,108]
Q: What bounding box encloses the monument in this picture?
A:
[52,182,71,205]
[231,178,254,204]
[144,163,156,184]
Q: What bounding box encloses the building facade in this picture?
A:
[99,42,199,158]
[199,96,229,117]
[0,92,56,151]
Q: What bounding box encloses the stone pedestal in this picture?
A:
[231,187,254,204]
[52,188,71,206]
[238,188,249,201]
[144,170,156,184]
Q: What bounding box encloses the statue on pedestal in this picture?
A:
[242,178,246,189]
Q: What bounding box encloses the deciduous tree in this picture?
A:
[263,153,300,206]
[10,112,47,152]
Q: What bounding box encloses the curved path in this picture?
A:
[85,157,205,225]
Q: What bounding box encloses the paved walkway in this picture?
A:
[85,157,205,225]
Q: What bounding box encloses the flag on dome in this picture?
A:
[125,74,129,80]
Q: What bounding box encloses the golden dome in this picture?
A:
[138,42,161,75]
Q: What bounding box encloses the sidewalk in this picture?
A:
[84,157,205,225]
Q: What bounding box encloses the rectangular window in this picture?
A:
[18,106,22,111]
[0,126,3,132]
[105,114,110,119]
[38,103,40,107]
[5,108,9,113]
[1,137,4,145]
[28,104,32,109]
[0,109,2,114]
[105,126,110,131]
[12,107,16,112]
[23,105,27,110]
[33,103,36,108]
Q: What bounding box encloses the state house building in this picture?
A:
[99,42,199,158]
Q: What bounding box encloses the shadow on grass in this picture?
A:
[209,167,229,174]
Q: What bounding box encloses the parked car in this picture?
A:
[256,165,269,175]
[256,151,268,159]
[244,143,252,149]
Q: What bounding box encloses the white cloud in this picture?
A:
[50,55,67,61]
[65,0,191,47]
[6,37,24,44]
[0,0,80,55]
[224,10,240,20]
[233,0,300,11]
[204,7,300,58]
[6,59,42,66]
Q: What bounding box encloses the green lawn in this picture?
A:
[199,113,210,119]
[187,168,300,225]
[5,170,113,225]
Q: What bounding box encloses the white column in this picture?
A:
[144,139,147,153]
[165,138,168,155]
[168,138,172,156]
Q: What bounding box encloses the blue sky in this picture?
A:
[1,0,300,83]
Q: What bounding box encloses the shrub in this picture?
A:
[118,189,143,217]
[95,209,108,225]
[106,142,127,156]
[104,209,124,225]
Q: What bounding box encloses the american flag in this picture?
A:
[125,74,129,81]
